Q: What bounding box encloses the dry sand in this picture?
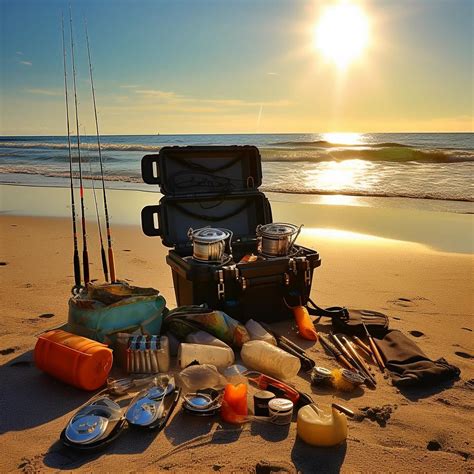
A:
[0,209,473,473]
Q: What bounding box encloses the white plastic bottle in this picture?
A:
[185,330,230,348]
[240,340,300,380]
[178,343,235,369]
[245,319,277,345]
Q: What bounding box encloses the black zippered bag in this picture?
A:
[140,145,321,322]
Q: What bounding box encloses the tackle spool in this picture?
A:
[256,223,302,258]
[188,227,233,263]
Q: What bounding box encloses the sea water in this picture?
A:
[1,133,473,212]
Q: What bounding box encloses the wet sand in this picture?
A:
[0,188,473,472]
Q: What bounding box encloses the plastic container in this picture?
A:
[245,319,277,345]
[253,390,275,417]
[297,404,348,447]
[186,330,230,348]
[240,340,300,380]
[178,343,235,369]
[34,329,113,391]
[221,383,248,424]
[268,398,293,425]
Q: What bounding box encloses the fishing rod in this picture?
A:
[86,128,109,282]
[84,18,117,282]
[69,6,90,285]
[61,13,81,292]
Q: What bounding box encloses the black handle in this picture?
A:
[141,205,162,236]
[141,155,161,185]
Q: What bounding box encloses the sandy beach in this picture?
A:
[0,185,472,473]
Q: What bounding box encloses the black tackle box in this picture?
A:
[140,145,321,322]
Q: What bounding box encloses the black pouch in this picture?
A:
[306,299,389,337]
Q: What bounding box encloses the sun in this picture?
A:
[314,2,370,69]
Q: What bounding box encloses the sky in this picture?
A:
[0,0,472,135]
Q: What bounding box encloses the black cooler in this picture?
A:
[140,146,321,322]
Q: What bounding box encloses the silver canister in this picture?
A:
[256,223,302,257]
[188,227,233,263]
[268,398,294,425]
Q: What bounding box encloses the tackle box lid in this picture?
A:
[141,145,262,196]
[141,191,272,248]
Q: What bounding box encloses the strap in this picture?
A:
[306,298,349,320]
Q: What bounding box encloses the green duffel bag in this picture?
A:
[67,282,167,344]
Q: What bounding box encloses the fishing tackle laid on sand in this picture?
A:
[85,19,117,282]
[61,13,81,292]
[361,320,386,372]
[69,7,90,285]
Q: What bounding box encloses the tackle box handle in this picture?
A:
[142,155,161,185]
[141,205,162,236]
[174,198,255,222]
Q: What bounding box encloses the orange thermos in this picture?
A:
[34,329,113,391]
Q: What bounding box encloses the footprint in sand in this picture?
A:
[39,313,54,319]
[409,330,424,338]
[0,347,18,356]
[387,296,434,312]
[123,249,131,252]
[454,351,473,359]
[0,262,7,266]
[461,327,472,332]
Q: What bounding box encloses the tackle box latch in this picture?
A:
[217,269,225,300]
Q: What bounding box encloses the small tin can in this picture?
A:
[310,366,333,386]
[253,390,276,417]
[268,398,294,425]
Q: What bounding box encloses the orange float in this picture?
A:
[34,329,113,391]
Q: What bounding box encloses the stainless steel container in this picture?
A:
[256,223,302,257]
[187,227,233,263]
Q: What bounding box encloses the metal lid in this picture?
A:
[268,398,294,414]
[126,397,164,426]
[189,227,231,244]
[184,393,213,410]
[65,414,109,444]
[257,223,299,238]
[254,390,276,401]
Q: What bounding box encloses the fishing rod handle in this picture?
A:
[101,246,109,282]
[73,249,81,288]
[108,247,116,282]
[83,250,90,285]
[368,336,385,372]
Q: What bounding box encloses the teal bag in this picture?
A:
[67,282,167,344]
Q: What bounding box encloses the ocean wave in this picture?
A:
[268,140,411,148]
[0,141,163,152]
[1,165,472,202]
[1,141,474,164]
[260,146,474,163]
[260,186,474,202]
[0,166,142,183]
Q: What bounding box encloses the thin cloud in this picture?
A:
[19,60,32,66]
[16,51,23,55]
[26,88,62,96]
[134,88,291,108]
[267,72,279,76]
[135,89,181,99]
[120,84,139,89]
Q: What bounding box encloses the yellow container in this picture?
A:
[297,404,348,447]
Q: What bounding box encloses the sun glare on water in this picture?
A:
[314,2,370,69]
